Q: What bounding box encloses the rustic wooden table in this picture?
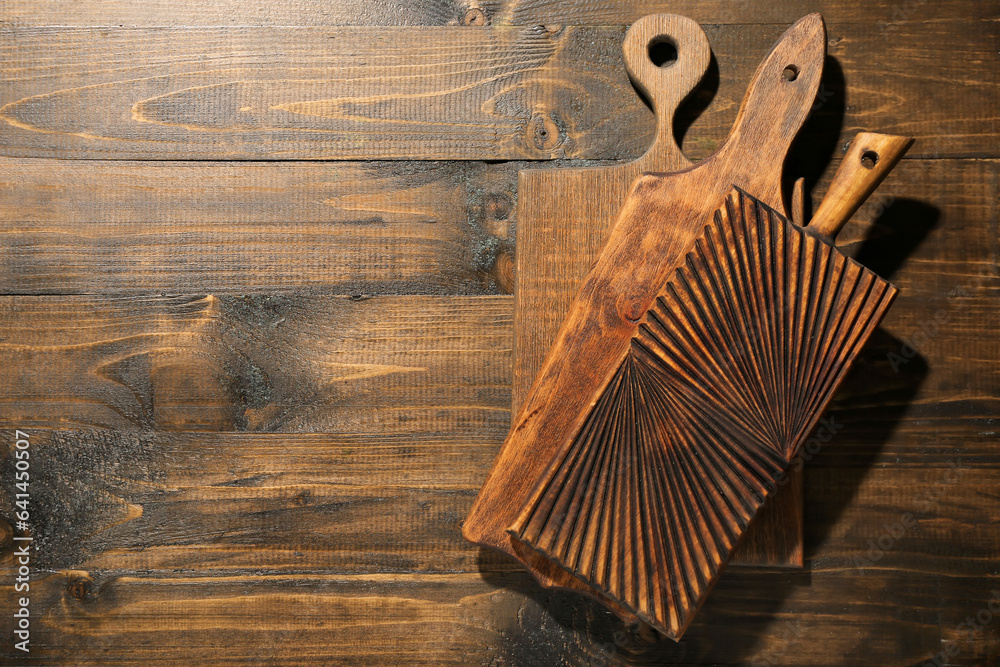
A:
[0,1,997,664]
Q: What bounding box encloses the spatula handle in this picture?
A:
[808,132,914,240]
[623,14,711,171]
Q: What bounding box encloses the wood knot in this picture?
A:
[484,193,512,221]
[527,112,561,152]
[619,296,647,323]
[530,23,563,36]
[67,576,93,601]
[494,250,515,294]
[460,7,487,25]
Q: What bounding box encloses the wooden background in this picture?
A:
[0,1,997,664]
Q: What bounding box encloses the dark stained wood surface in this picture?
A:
[0,159,520,295]
[0,1,998,664]
[0,22,994,160]
[4,0,996,26]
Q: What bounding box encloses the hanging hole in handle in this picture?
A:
[860,150,879,169]
[648,37,678,68]
[781,65,799,81]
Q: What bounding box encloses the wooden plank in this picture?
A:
[0,300,994,576]
[0,456,1000,665]
[0,22,994,160]
[2,0,475,27]
[0,158,518,295]
[492,0,1000,26]
[0,286,992,587]
[0,572,537,665]
[1,545,997,664]
[0,285,995,663]
[5,0,997,27]
[0,25,639,160]
[2,415,991,579]
[0,430,499,574]
[0,294,513,432]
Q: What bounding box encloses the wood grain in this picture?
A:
[0,21,994,160]
[0,0,996,662]
[1,463,998,665]
[0,159,518,295]
[0,429,497,574]
[0,568,994,665]
[0,285,996,663]
[3,0,474,27]
[5,0,996,27]
[0,25,641,160]
[0,295,512,433]
[0,285,994,460]
[492,0,1000,26]
[808,132,914,239]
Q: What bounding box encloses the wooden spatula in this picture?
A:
[465,13,829,612]
[512,15,806,570]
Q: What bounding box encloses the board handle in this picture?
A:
[623,14,711,171]
[808,132,914,241]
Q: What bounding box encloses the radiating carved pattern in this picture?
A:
[510,189,897,638]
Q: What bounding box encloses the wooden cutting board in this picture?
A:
[464,13,828,625]
[511,14,803,569]
[508,131,909,638]
[469,13,911,636]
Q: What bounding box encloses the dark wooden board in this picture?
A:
[0,295,513,433]
[0,0,998,663]
[0,159,519,295]
[0,22,994,160]
[5,0,997,26]
[1,150,998,659]
[1,465,998,665]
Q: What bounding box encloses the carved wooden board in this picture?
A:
[509,186,899,638]
[511,14,805,572]
[467,12,911,636]
[470,13,824,618]
[506,124,911,637]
